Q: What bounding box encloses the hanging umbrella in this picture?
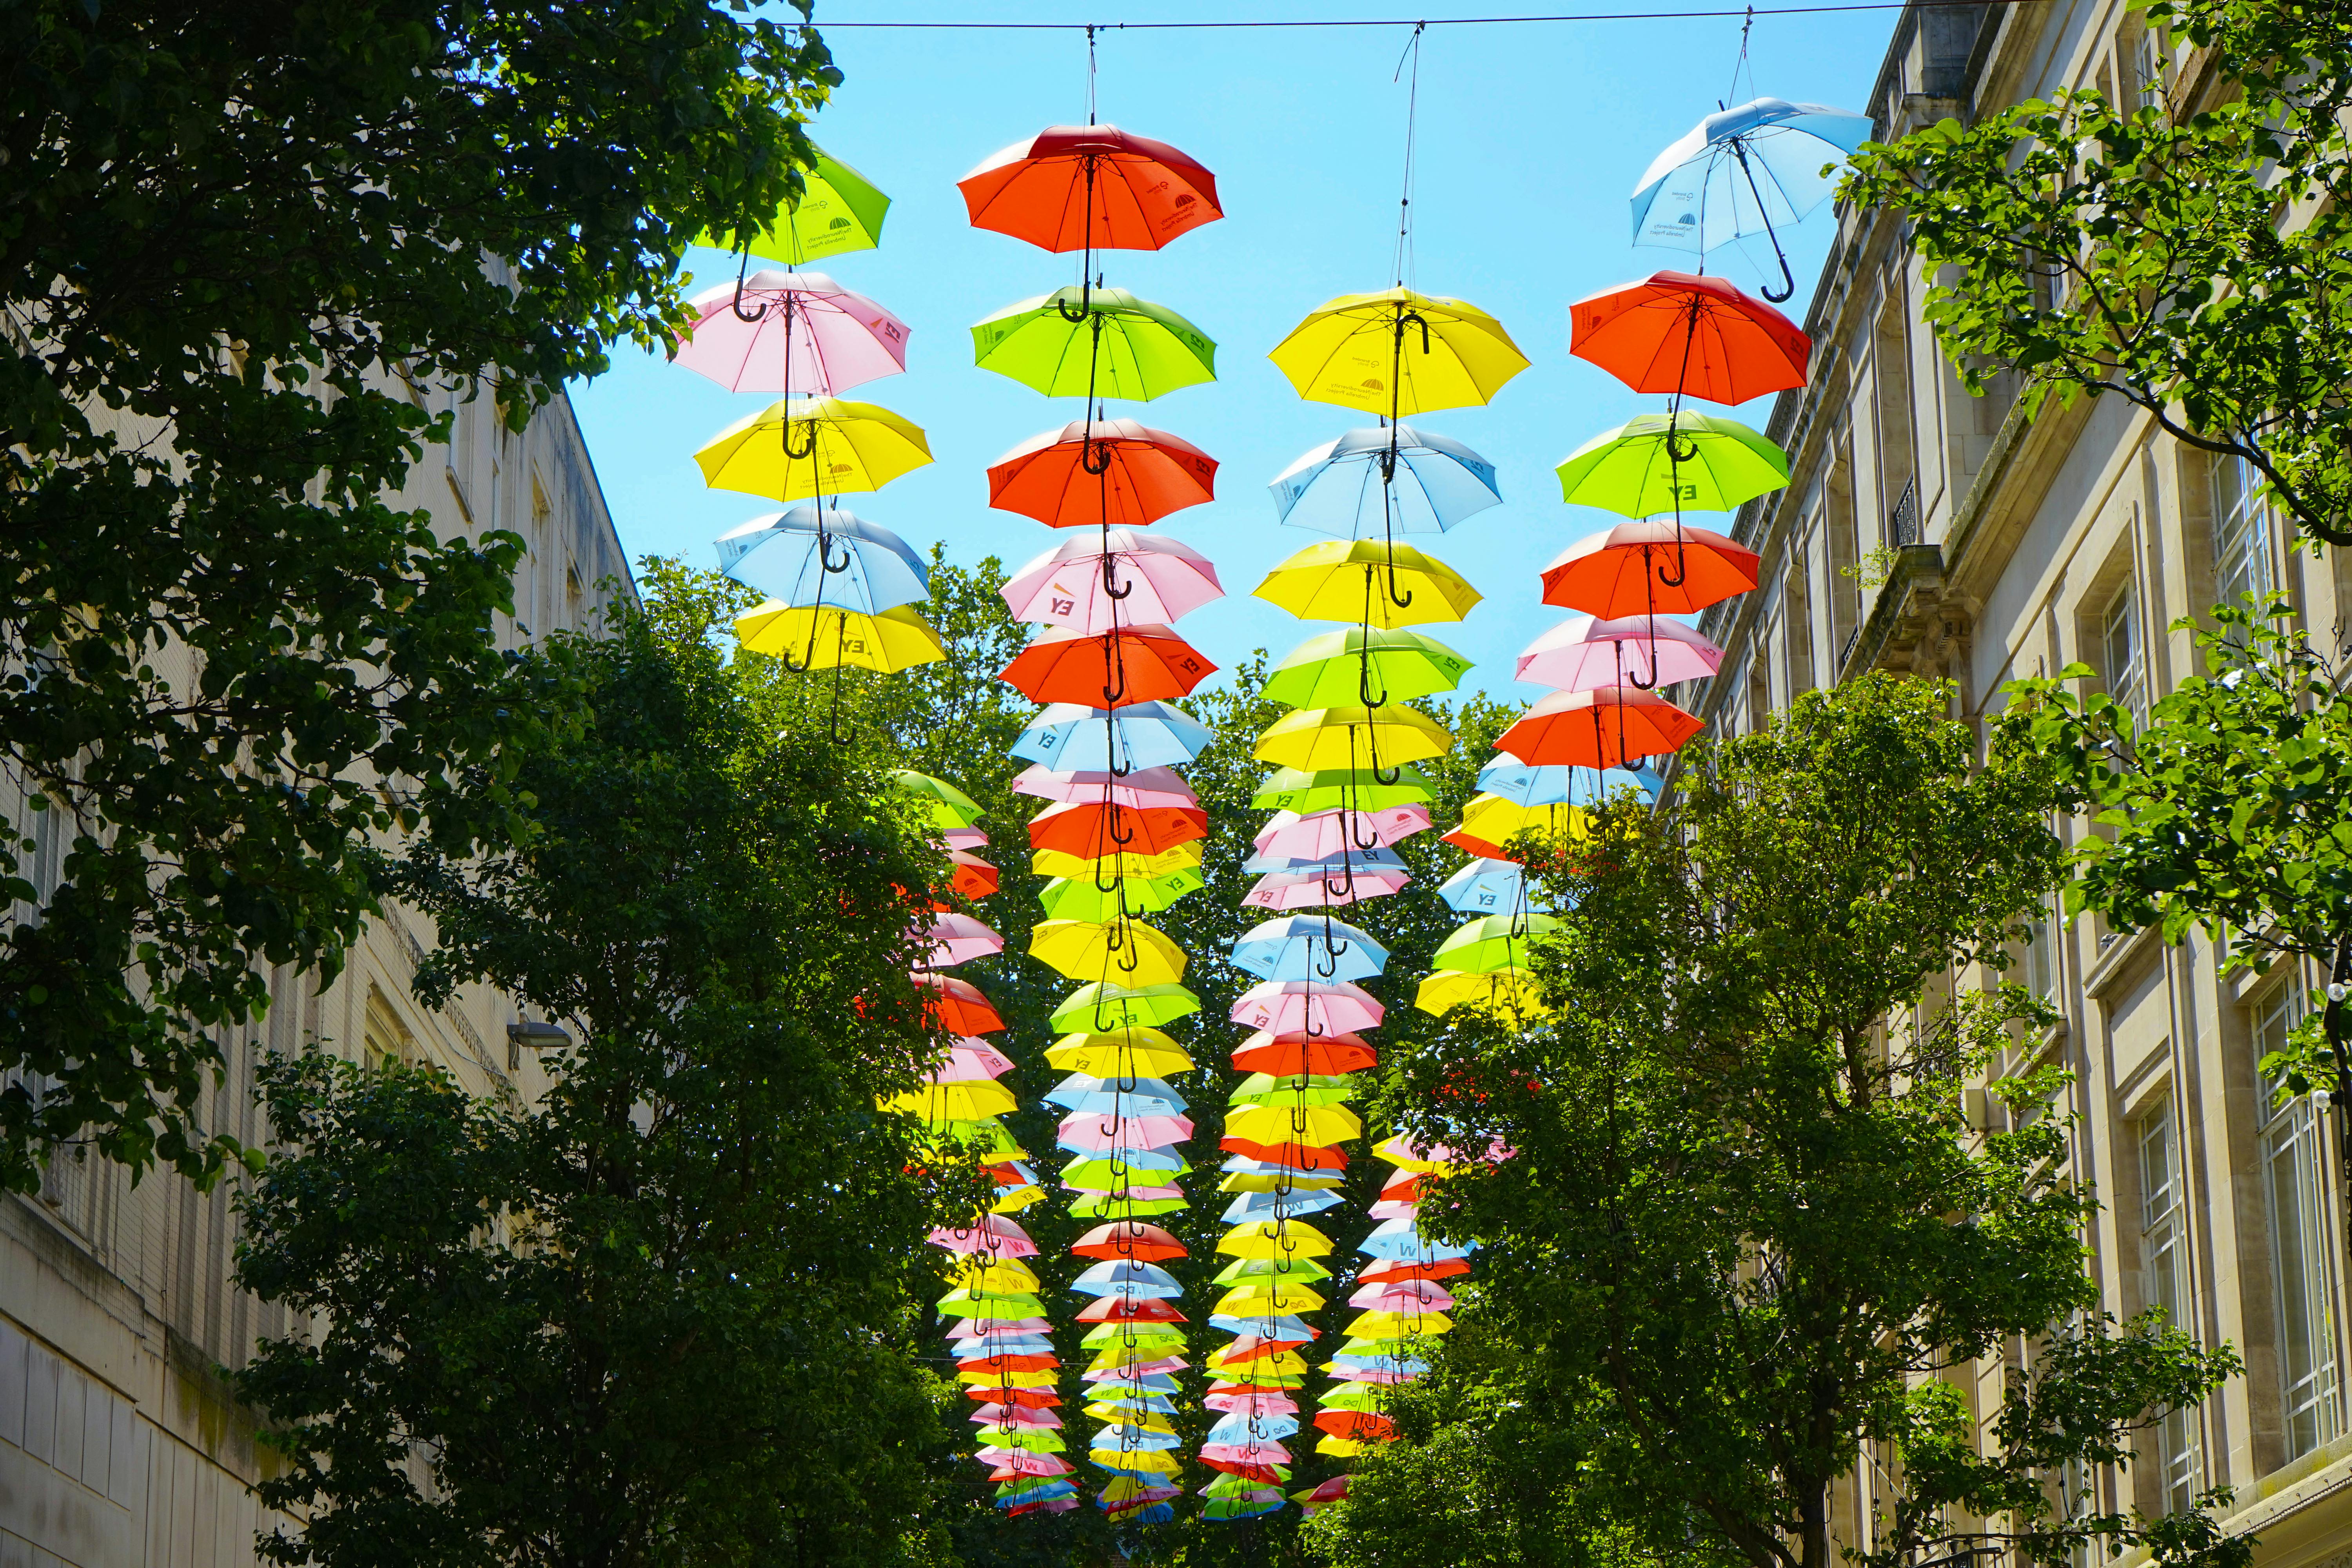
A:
[1497,686,1706,769]
[1243,864,1413,911]
[1260,626,1471,708]
[1060,1115,1195,1153]
[1436,858,1530,916]
[1049,1029,1194,1078]
[1268,425,1502,536]
[1434,913,1562,975]
[1252,765,1433,813]
[676,271,910,396]
[1255,539,1482,628]
[1252,806,1430,860]
[1038,869,1206,922]
[695,397,932,501]
[989,417,1219,530]
[922,912,1007,967]
[1230,980,1383,1036]
[1476,757,1661,808]
[1269,288,1529,417]
[1230,914,1389,983]
[972,288,1217,401]
[929,1040,1018,1082]
[1229,1074,1357,1109]
[1015,764,1200,809]
[918,974,1007,1035]
[959,125,1222,254]
[893,770,985,828]
[1030,920,1190,987]
[1049,1077,1189,1116]
[1028,800,1208,858]
[1517,613,1726,692]
[1539,520,1762,618]
[1073,1220,1191,1261]
[1013,701,1212,771]
[1414,969,1551,1020]
[887,1080,1020,1121]
[1031,844,1201,883]
[1051,982,1203,1033]
[1555,412,1789,519]
[719,506,929,613]
[699,144,891,264]
[1570,270,1809,405]
[1252,706,1454,772]
[1218,1220,1336,1260]
[1002,624,1217,706]
[929,1214,1040,1257]
[947,851,1001,901]
[1630,98,1875,300]
[1443,797,1589,860]
[733,603,944,672]
[1003,529,1225,633]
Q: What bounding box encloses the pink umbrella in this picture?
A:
[928,1213,1038,1256]
[942,826,989,851]
[919,912,1003,968]
[1058,1113,1194,1150]
[1252,805,1432,860]
[977,1450,1076,1475]
[927,1040,1018,1083]
[1203,1390,1300,1415]
[1367,1199,1421,1221]
[1242,866,1412,911]
[674,270,910,395]
[1002,528,1223,633]
[1348,1279,1456,1311]
[1012,763,1200,809]
[1231,980,1384,1036]
[972,1403,1064,1428]
[948,1318,1053,1337]
[1201,1441,1294,1466]
[1083,1356,1187,1379]
[1088,1184,1185,1203]
[1517,613,1724,692]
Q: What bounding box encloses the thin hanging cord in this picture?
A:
[1086,22,1099,123]
[1390,22,1424,291]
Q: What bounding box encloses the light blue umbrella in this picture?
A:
[1475,759,1660,808]
[1208,1312,1319,1341]
[1093,1425,1184,1451]
[1205,1412,1300,1444]
[715,506,929,612]
[1057,1136,1187,1163]
[1012,701,1211,771]
[1361,1217,1477,1262]
[1630,96,1875,300]
[1230,912,1388,982]
[1267,424,1502,537]
[1241,843,1408,876]
[1439,858,1535,916]
[1071,1259,1184,1298]
[1221,1187,1344,1223]
[1329,1354,1429,1377]
[1045,1076,1189,1116]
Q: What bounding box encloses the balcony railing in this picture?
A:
[1889,476,1920,547]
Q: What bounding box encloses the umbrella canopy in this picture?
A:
[1230,980,1383,1036]
[1073,1221,1190,1261]
[733,603,944,672]
[1497,686,1706,769]
[918,974,1007,1035]
[1631,97,1874,287]
[989,417,1218,530]
[1252,765,1434,813]
[695,397,932,501]
[923,912,1007,967]
[1049,1030,1194,1078]
[1225,1101,1362,1148]
[1038,869,1207,922]
[1230,913,1388,983]
[719,506,929,613]
[1415,968,1552,1020]
[1013,701,1213,772]
[1003,529,1225,633]
[1049,1076,1188,1116]
[1476,757,1660,808]
[1437,858,1530,916]
[1031,920,1190,987]
[972,288,1217,401]
[929,1214,1040,1257]
[1253,706,1454,771]
[1015,763,1200,809]
[958,125,1222,253]
[1243,842,1407,877]
[1517,613,1726,691]
[1255,539,1482,628]
[1434,913,1562,975]
[929,1040,1017,1082]
[1539,521,1762,618]
[1261,626,1471,708]
[1268,424,1502,536]
[1269,288,1529,417]
[1051,982,1203,1033]
[676,270,909,396]
[1002,624,1217,707]
[888,1080,1020,1122]
[946,851,1001,901]
[1243,865,1412,911]
[1031,845,1200,883]
[1252,805,1430,860]
[1219,1220,1336,1260]
[1060,1114,1194,1152]
[1028,801,1208,858]
[1444,797,1589,861]
[1570,270,1809,405]
[699,144,890,264]
[1555,412,1790,518]
[894,769,985,828]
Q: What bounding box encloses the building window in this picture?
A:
[2257,977,2341,1461]
[2021,909,2057,1002]
[2101,580,2145,721]
[2138,1096,2200,1513]
[2212,454,2276,615]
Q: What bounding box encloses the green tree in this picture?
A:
[231,578,969,1568]
[0,1,838,1192]
[1313,675,2247,1568]
[1842,1,2352,544]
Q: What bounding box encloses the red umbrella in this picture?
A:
[1358,1255,1473,1285]
[1027,800,1208,857]
[1229,1031,1378,1076]
[916,973,1006,1035]
[1000,623,1217,708]
[1570,270,1811,405]
[1072,1220,1188,1261]
[958,125,1222,254]
[1217,1134,1348,1170]
[964,1386,1061,1408]
[988,417,1218,531]
[947,851,1000,901]
[1497,686,1705,770]
[1314,1409,1397,1441]
[1539,520,1761,619]
[1074,1296,1189,1324]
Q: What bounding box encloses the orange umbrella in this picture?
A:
[1000,623,1217,708]
[948,851,1000,900]
[1217,1134,1348,1170]
[917,973,1007,1036]
[1569,270,1810,405]
[1027,800,1209,858]
[1075,1295,1189,1323]
[1229,1031,1378,1077]
[987,417,1218,530]
[1498,686,1705,770]
[1539,521,1761,619]
[958,125,1222,254]
[1072,1221,1189,1261]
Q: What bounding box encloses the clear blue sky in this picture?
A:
[569,1,1896,705]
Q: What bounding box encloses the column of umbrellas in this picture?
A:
[958,120,1229,1527]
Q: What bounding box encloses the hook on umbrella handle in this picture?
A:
[1101,553,1133,601]
[1385,563,1415,610]
[1106,805,1135,844]
[728,245,770,323]
[1350,812,1382,851]
[1358,660,1389,711]
[1621,637,1659,691]
[1373,761,1403,786]
[1730,137,1800,303]
[1082,438,1116,477]
[1664,432,1699,465]
[782,421,819,461]
[819,531,854,574]
[1312,945,1340,980]
[1394,308,1431,356]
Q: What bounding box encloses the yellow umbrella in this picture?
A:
[1348,1309,1455,1338]
[1456,794,1591,851]
[1029,919,1189,986]
[1268,287,1529,418]
[949,1257,1041,1292]
[1315,1436,1371,1458]
[693,396,931,500]
[957,1367,1056,1387]
[992,1184,1047,1215]
[1047,1030,1194,1078]
[1414,968,1553,1020]
[1089,1448,1183,1476]
[882,1080,1018,1121]
[1031,843,1202,881]
[1254,706,1454,772]
[734,603,944,671]
[1215,1282,1327,1316]
[1206,1346,1310,1377]
[1086,1406,1179,1432]
[1254,539,1484,628]
[1218,1168,1347,1194]
[1218,1219,1335,1259]
[1223,1101,1363,1147]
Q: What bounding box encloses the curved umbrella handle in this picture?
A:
[1350,809,1382,851]
[819,528,853,575]
[1101,552,1133,602]
[1082,437,1116,477]
[1312,944,1340,980]
[1622,636,1659,691]
[1373,760,1403,786]
[1385,561,1415,611]
[1729,138,1799,303]
[728,245,770,323]
[1358,657,1388,711]
[782,419,819,461]
[1094,860,1124,895]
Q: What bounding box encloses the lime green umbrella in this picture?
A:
[1251,765,1434,813]
[700,145,890,265]
[1433,912,1563,975]
[1049,980,1201,1033]
[1260,626,1472,710]
[1038,869,1206,921]
[1064,1153,1193,1188]
[937,1289,1047,1318]
[972,287,1216,401]
[1230,1074,1358,1107]
[1554,411,1789,518]
[891,769,983,829]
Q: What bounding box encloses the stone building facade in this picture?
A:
[0,387,630,1568]
[1679,3,2352,1564]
